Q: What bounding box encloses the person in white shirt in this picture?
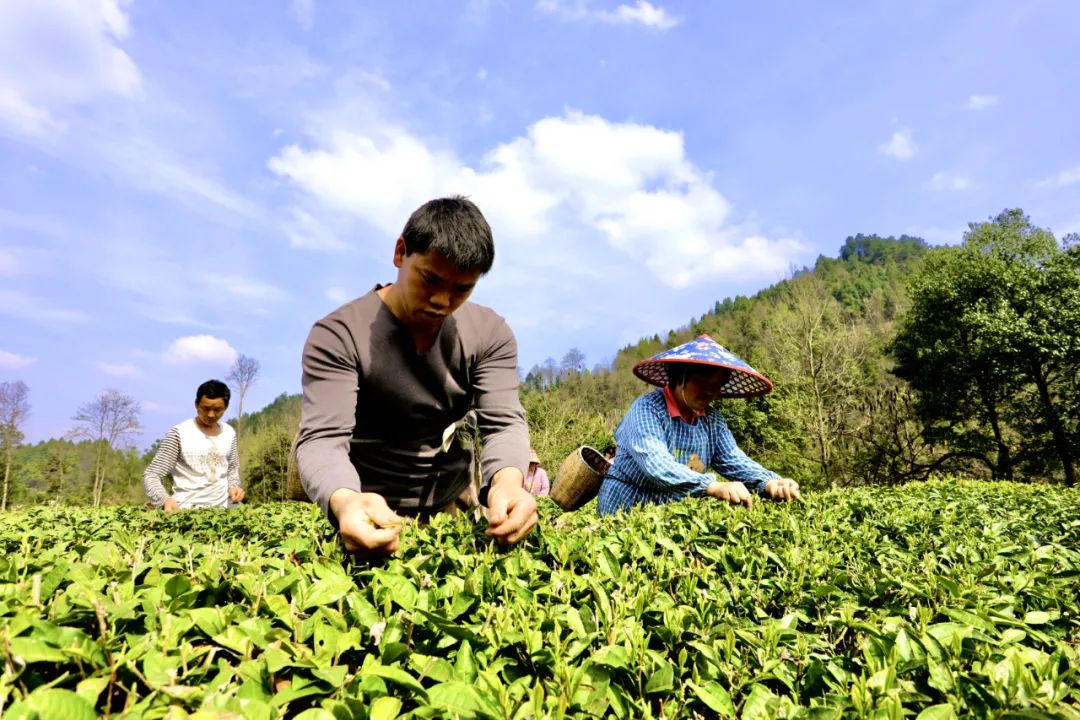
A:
[143,379,245,510]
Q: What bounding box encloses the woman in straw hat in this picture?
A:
[525,448,550,496]
[598,335,800,515]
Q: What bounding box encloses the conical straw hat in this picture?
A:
[632,334,772,398]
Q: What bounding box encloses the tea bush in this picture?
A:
[0,479,1077,718]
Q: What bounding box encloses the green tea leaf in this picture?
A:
[8,637,66,664]
[360,664,427,697]
[644,662,674,694]
[741,684,778,720]
[425,681,484,715]
[5,689,96,720]
[302,574,354,609]
[688,680,735,717]
[455,639,478,683]
[916,704,957,720]
[589,645,630,670]
[74,677,109,707]
[291,710,337,720]
[369,696,404,720]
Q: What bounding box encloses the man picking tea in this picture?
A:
[296,197,537,558]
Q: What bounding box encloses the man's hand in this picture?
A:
[707,481,754,508]
[162,497,180,513]
[763,477,801,501]
[330,489,404,559]
[228,486,245,504]
[486,468,538,546]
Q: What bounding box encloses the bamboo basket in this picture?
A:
[550,445,611,511]
[286,434,311,502]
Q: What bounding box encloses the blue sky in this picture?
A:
[2,0,1078,447]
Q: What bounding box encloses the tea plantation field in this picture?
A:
[0,480,1078,719]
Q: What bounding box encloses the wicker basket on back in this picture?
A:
[550,445,611,511]
[286,434,311,502]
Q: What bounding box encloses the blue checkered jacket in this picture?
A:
[597,388,779,515]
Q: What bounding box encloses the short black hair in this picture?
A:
[196,379,231,405]
[401,196,494,274]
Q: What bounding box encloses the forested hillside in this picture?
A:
[520,232,930,490]
[523,211,1078,490]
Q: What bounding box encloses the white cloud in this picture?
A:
[1036,164,1080,189]
[0,88,64,138]
[283,208,348,251]
[598,1,678,29]
[102,138,261,220]
[0,349,37,371]
[326,287,350,304]
[96,362,141,379]
[0,0,256,223]
[538,0,678,29]
[271,109,803,289]
[163,335,238,366]
[0,5,260,227]
[924,172,971,191]
[76,232,286,327]
[537,0,591,20]
[0,289,89,325]
[0,0,141,138]
[270,129,459,236]
[292,0,314,30]
[967,94,999,110]
[210,275,288,303]
[879,129,916,160]
[477,67,488,81]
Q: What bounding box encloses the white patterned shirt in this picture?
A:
[143,419,241,508]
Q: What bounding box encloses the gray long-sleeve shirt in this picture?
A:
[296,289,530,520]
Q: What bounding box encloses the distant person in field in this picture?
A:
[525,448,550,497]
[143,379,245,511]
[296,196,537,559]
[598,335,800,515]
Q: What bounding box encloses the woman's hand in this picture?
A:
[707,481,754,508]
[763,477,801,501]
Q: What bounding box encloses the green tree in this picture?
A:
[244,418,294,502]
[41,440,79,501]
[761,273,871,486]
[890,210,1080,485]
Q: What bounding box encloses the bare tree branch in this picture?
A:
[70,389,142,506]
[226,354,260,451]
[0,381,30,511]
